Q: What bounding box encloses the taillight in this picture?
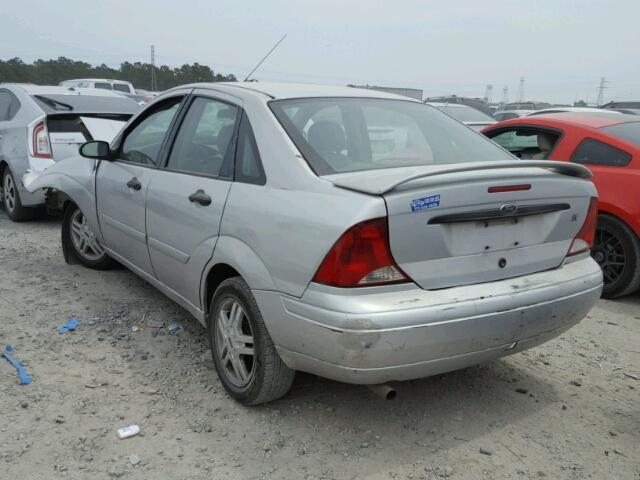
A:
[568,197,598,256]
[312,218,410,288]
[30,119,51,159]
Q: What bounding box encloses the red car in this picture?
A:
[482,113,640,298]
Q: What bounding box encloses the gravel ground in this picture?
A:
[1,208,639,480]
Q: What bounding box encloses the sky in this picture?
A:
[1,0,639,104]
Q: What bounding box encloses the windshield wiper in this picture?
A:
[34,95,74,111]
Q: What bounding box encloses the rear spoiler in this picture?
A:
[329,160,592,195]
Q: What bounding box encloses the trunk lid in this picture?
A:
[46,114,130,162]
[327,162,596,290]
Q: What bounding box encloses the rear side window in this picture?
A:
[235,114,266,185]
[120,97,182,166]
[113,84,130,93]
[494,112,518,121]
[166,96,239,177]
[571,138,631,167]
[0,90,19,121]
[94,82,112,90]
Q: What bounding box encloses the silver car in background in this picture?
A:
[426,102,496,131]
[26,83,603,405]
[0,84,140,220]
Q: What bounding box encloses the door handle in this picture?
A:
[126,177,142,191]
[188,189,212,206]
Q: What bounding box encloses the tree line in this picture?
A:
[0,57,237,91]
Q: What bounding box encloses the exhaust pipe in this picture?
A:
[366,384,396,400]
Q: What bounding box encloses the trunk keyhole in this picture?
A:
[498,258,507,268]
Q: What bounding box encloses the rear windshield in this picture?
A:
[437,105,493,123]
[601,122,640,147]
[270,98,512,175]
[32,94,141,114]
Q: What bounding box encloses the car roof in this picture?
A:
[491,112,640,130]
[175,82,422,101]
[1,83,129,97]
[528,107,618,115]
[62,78,132,84]
[425,102,470,108]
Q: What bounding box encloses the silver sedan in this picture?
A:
[26,82,603,404]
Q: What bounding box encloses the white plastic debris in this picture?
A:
[117,424,140,439]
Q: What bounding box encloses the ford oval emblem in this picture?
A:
[500,203,518,214]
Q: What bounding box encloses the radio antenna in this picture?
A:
[243,34,287,82]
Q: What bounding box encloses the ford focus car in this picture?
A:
[25,83,603,405]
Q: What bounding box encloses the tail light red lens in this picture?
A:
[312,218,410,288]
[568,197,598,256]
[30,120,52,159]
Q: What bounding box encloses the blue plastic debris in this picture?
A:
[167,322,182,334]
[2,344,31,385]
[58,318,80,334]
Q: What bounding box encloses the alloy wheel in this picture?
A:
[215,298,256,387]
[592,228,626,287]
[70,209,106,261]
[3,172,16,213]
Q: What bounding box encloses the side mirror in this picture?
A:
[79,141,111,160]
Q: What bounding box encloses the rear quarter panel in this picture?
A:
[551,128,640,237]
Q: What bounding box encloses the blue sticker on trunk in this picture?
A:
[410,194,441,212]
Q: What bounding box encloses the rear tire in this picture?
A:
[2,167,34,222]
[62,203,115,270]
[592,215,640,298]
[208,277,295,405]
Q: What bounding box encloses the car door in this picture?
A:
[145,92,240,307]
[96,94,186,276]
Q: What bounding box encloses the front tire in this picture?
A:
[62,203,114,269]
[208,277,295,405]
[2,167,34,222]
[592,215,640,298]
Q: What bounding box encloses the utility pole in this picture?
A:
[596,77,608,106]
[150,45,157,91]
[484,84,493,103]
[501,86,508,105]
[517,77,525,103]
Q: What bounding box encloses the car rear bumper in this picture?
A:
[254,254,602,384]
[19,157,55,206]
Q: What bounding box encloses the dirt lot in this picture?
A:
[0,209,638,480]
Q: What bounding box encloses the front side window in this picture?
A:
[270,98,512,175]
[94,82,112,90]
[120,97,182,166]
[166,97,239,177]
[571,138,631,167]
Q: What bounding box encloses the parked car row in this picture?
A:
[9,82,603,405]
